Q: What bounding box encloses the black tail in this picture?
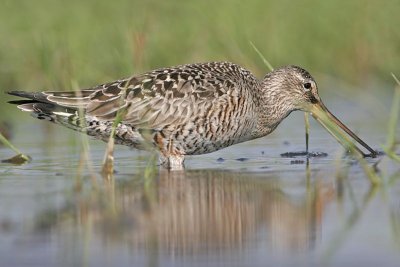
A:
[7,90,132,144]
[7,90,50,103]
[8,90,69,114]
[7,90,80,121]
[8,91,53,115]
[7,90,88,132]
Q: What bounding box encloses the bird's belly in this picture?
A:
[84,108,257,155]
[164,118,256,155]
[83,120,148,149]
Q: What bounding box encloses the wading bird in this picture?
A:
[8,62,376,169]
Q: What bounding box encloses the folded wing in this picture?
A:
[10,63,237,130]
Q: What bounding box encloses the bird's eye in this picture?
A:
[303,82,312,91]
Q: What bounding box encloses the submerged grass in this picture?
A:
[101,95,128,180]
[0,132,31,164]
[322,183,378,263]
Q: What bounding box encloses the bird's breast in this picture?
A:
[153,95,258,155]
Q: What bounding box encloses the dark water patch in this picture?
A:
[281,151,308,158]
[308,151,329,157]
[280,151,328,158]
[377,151,386,156]
[347,159,359,166]
[290,160,305,164]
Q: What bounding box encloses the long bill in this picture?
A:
[309,102,377,158]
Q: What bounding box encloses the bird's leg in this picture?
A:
[158,139,185,170]
[158,154,185,170]
[168,155,185,170]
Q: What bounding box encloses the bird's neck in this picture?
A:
[251,83,295,138]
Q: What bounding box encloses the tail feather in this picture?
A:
[7,90,140,147]
[7,91,50,103]
[7,91,86,131]
[8,90,92,108]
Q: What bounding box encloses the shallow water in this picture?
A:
[0,91,399,267]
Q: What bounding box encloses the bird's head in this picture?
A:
[260,65,376,157]
[261,65,320,111]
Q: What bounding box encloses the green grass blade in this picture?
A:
[249,41,274,71]
[311,107,381,185]
[101,82,130,179]
[0,132,21,155]
[383,74,400,162]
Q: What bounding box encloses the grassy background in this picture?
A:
[0,0,399,100]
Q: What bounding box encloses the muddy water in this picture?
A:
[0,90,399,267]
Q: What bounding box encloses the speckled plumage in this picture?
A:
[8,61,375,169]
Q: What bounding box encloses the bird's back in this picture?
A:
[9,62,262,155]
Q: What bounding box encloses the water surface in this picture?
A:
[0,92,399,267]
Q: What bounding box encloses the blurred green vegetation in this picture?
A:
[0,0,399,101]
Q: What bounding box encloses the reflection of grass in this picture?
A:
[322,181,378,264]
[390,207,400,250]
[324,150,400,264]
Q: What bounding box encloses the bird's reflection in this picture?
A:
[34,168,335,255]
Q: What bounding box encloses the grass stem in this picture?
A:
[311,107,381,185]
[383,74,400,162]
[249,41,274,72]
[0,132,31,164]
[304,113,310,153]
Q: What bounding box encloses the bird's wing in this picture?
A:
[33,63,240,129]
